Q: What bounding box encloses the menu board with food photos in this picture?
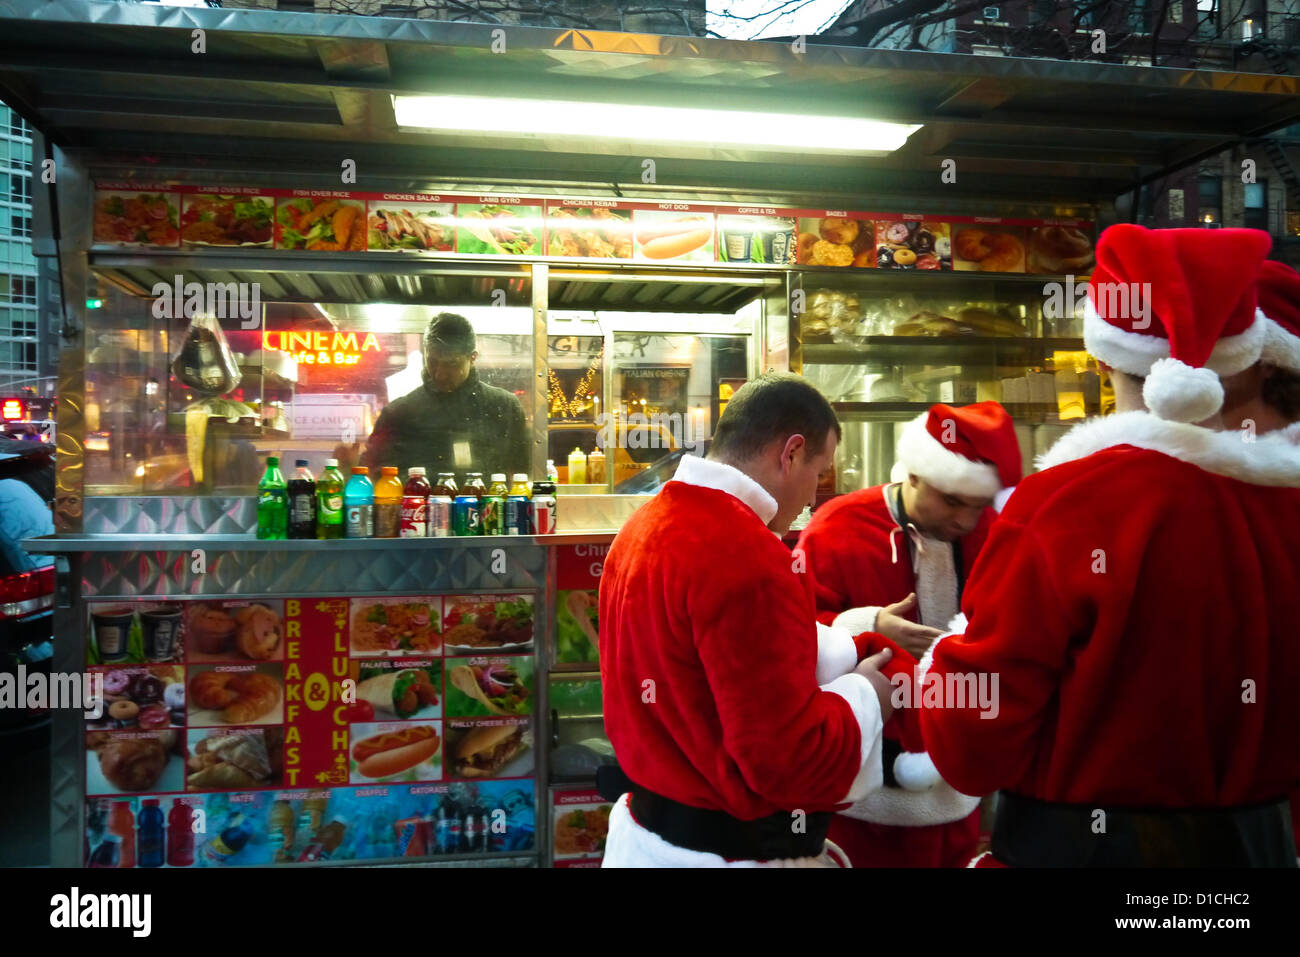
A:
[554,543,604,665]
[82,593,538,867]
[92,182,1094,276]
[552,788,612,867]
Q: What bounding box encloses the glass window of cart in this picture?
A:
[83,280,534,496]
[545,309,756,495]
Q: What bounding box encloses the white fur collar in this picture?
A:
[1036,411,1300,487]
[671,454,779,524]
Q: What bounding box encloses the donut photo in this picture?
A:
[875,219,951,271]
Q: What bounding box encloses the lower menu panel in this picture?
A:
[82,593,538,867]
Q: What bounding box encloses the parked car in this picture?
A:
[0,438,55,734]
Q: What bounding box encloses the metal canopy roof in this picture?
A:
[3,0,1300,209]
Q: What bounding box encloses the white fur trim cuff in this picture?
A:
[823,672,885,805]
[1262,316,1300,374]
[815,622,859,685]
[1084,301,1264,377]
[967,851,993,868]
[839,780,981,827]
[895,412,1002,500]
[832,605,881,637]
[992,486,1016,513]
[1143,357,1224,423]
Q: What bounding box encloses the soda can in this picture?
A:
[531,482,557,535]
[428,495,453,537]
[453,495,481,536]
[505,495,530,535]
[481,494,505,535]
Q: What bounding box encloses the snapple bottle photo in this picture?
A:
[401,466,432,537]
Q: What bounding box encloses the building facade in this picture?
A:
[0,104,52,398]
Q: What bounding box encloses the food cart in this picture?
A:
[6,0,1298,868]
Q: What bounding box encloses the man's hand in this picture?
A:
[332,441,362,472]
[854,647,895,723]
[875,593,943,659]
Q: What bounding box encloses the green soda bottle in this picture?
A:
[256,456,288,540]
[316,458,345,540]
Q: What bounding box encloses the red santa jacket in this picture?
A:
[599,455,883,822]
[797,484,995,826]
[920,412,1300,816]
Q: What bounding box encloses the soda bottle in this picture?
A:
[373,466,404,538]
[506,473,532,536]
[136,798,164,868]
[532,481,557,534]
[483,473,508,535]
[545,459,559,483]
[109,801,136,868]
[316,459,345,540]
[167,799,195,867]
[287,459,317,540]
[454,473,486,536]
[401,467,432,538]
[429,472,455,538]
[344,467,375,538]
[256,456,288,540]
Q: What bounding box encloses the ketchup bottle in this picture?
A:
[167,799,195,867]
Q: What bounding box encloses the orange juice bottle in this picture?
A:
[110,801,136,868]
[373,466,404,538]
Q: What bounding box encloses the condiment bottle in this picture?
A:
[568,447,587,484]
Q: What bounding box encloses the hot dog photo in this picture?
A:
[349,721,442,783]
[632,210,715,262]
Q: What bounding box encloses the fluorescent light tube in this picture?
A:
[393,95,920,154]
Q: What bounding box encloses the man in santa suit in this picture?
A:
[918,224,1300,866]
[599,373,897,867]
[795,401,1022,867]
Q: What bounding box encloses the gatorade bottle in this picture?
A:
[316,459,345,540]
[483,474,508,535]
[429,472,455,538]
[256,456,288,540]
[344,467,375,538]
[373,466,404,538]
[137,798,164,868]
[507,473,531,536]
[109,801,136,868]
[287,460,317,540]
[401,467,432,538]
[167,799,195,867]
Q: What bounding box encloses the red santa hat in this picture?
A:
[1256,259,1300,374]
[893,401,1021,500]
[1084,224,1272,422]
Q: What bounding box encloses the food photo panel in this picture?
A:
[349,720,443,784]
[186,663,285,728]
[89,664,186,732]
[186,727,285,792]
[795,215,875,268]
[185,600,285,663]
[85,729,186,796]
[444,656,534,718]
[443,717,533,781]
[349,597,443,657]
[441,595,534,655]
[349,659,443,722]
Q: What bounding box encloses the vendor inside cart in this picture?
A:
[359,312,530,478]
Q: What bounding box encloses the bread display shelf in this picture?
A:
[833,401,1066,424]
[803,337,1085,367]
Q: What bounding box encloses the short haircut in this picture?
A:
[709,372,841,463]
[1263,366,1300,421]
[424,312,476,356]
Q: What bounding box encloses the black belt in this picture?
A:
[629,785,832,861]
[992,791,1298,867]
